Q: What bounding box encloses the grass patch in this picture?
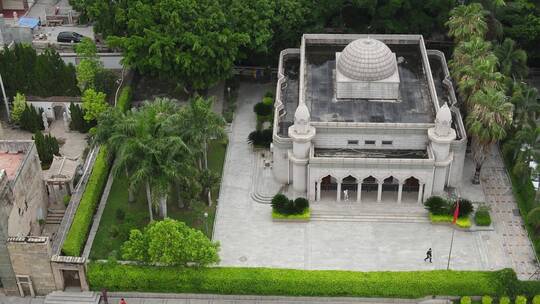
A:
[272,208,310,220]
[429,213,472,228]
[89,139,227,260]
[88,263,520,298]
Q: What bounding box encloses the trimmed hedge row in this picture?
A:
[62,147,110,256]
[117,86,132,113]
[88,263,521,298]
[429,213,472,228]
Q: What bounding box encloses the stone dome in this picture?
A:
[337,38,397,81]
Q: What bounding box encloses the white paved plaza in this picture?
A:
[213,82,517,273]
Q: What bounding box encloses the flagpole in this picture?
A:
[447,228,455,270]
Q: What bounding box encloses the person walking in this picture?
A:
[424,248,432,263]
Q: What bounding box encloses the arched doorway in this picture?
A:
[341,175,358,201]
[402,177,420,203]
[53,104,66,120]
[382,176,399,202]
[320,175,338,201]
[361,176,378,203]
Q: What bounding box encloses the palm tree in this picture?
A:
[177,96,226,170]
[457,56,505,107]
[466,88,514,184]
[495,38,529,80]
[510,84,539,128]
[449,38,493,83]
[446,3,488,43]
[200,169,220,206]
[503,121,540,179]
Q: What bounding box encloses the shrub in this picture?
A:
[247,129,273,148]
[515,296,527,304]
[11,92,26,123]
[272,208,310,220]
[262,96,273,106]
[33,131,60,167]
[429,214,472,228]
[451,198,474,217]
[528,207,540,231]
[19,104,44,132]
[461,296,472,304]
[88,263,512,297]
[116,209,125,221]
[253,102,273,117]
[532,295,540,304]
[117,86,132,113]
[475,206,492,226]
[109,225,120,238]
[271,194,290,214]
[293,197,309,212]
[424,196,450,215]
[264,91,274,99]
[62,147,110,256]
[500,297,511,304]
[63,195,71,207]
[482,295,493,304]
[69,102,94,133]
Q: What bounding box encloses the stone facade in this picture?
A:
[271,34,467,204]
[7,237,56,295]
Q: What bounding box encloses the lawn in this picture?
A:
[89,139,227,260]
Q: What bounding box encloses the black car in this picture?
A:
[57,31,84,43]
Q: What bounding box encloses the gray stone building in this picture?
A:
[0,140,55,296]
[271,34,467,204]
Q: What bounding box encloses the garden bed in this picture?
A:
[272,208,310,222]
[429,213,472,229]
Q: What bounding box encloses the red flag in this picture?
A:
[452,199,460,224]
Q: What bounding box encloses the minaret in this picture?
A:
[288,103,316,194]
[428,103,456,194]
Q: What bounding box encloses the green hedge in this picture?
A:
[88,263,522,298]
[429,213,472,228]
[62,147,110,256]
[475,207,492,226]
[272,208,310,220]
[116,86,132,113]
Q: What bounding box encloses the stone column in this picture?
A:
[316,181,321,201]
[336,181,341,202]
[397,182,403,204]
[357,183,362,203]
[377,182,382,203]
[418,183,425,204]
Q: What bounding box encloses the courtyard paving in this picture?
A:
[212,82,512,273]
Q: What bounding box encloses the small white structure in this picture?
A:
[271,34,467,204]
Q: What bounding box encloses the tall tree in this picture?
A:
[494,38,528,80]
[82,89,108,122]
[107,0,249,91]
[466,88,514,184]
[446,3,488,43]
[449,38,493,82]
[457,57,505,107]
[11,93,27,123]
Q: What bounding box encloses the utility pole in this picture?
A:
[0,71,11,122]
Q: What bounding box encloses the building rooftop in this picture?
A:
[0,152,24,180]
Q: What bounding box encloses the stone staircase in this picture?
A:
[45,209,66,224]
[310,203,429,223]
[44,291,100,304]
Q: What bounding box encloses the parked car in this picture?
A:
[57,31,84,43]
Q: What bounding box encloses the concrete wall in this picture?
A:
[0,170,18,295]
[27,100,80,120]
[59,52,123,70]
[7,237,55,295]
[312,126,429,150]
[5,142,47,237]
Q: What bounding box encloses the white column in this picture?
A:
[397,182,403,204]
[377,182,382,203]
[316,181,321,201]
[337,182,341,202]
[417,183,424,204]
[357,183,362,203]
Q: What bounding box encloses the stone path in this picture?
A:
[481,146,538,279]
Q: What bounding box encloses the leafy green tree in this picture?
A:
[199,169,220,206]
[446,3,488,43]
[11,93,27,123]
[121,218,219,266]
[107,0,249,91]
[33,131,60,167]
[19,104,44,133]
[494,38,528,80]
[466,88,514,184]
[69,102,94,132]
[76,38,103,91]
[82,89,108,122]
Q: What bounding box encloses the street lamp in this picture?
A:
[0,71,11,122]
[203,212,209,236]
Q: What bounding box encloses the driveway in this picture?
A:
[213,81,511,272]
